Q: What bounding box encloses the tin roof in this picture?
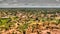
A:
[0,0,60,8]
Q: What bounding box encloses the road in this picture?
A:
[0,0,60,8]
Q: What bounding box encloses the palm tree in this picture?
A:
[0,18,11,30]
[0,18,11,26]
[18,22,30,34]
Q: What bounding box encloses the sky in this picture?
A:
[0,0,60,8]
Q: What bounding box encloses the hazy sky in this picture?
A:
[0,0,60,8]
[0,0,60,3]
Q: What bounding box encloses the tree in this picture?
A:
[18,22,30,34]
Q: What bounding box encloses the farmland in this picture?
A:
[0,8,60,34]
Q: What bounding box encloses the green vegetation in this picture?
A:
[0,8,60,34]
[0,18,11,26]
[18,22,30,34]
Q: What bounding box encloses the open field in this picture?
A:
[0,8,60,34]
